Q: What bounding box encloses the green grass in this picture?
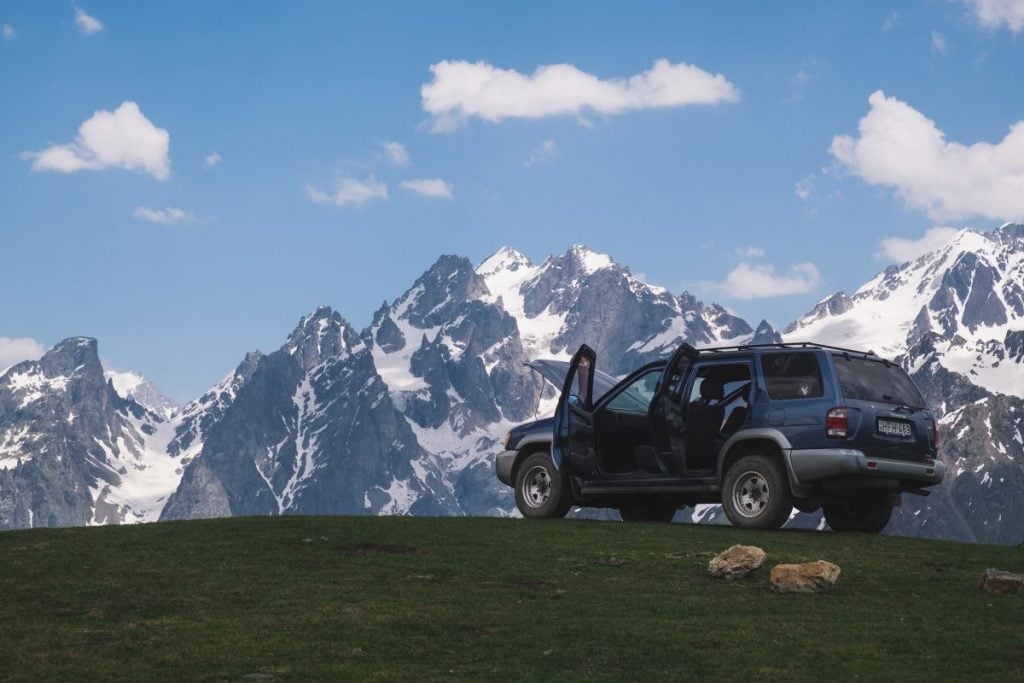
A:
[0,516,1022,681]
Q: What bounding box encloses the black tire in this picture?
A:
[721,454,793,530]
[823,494,893,533]
[514,452,572,519]
[618,503,678,523]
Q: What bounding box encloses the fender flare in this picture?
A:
[716,428,810,498]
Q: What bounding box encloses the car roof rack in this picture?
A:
[697,341,877,356]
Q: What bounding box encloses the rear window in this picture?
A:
[832,355,926,409]
[760,352,823,400]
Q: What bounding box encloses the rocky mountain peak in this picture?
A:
[285,306,363,371]
[749,320,783,345]
[37,337,103,380]
[397,255,490,328]
[476,247,533,277]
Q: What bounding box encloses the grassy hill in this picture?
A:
[0,516,1022,681]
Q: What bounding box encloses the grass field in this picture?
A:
[0,516,1022,681]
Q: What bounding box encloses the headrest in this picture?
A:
[699,377,724,401]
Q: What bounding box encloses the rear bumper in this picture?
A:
[787,448,945,490]
[495,450,518,487]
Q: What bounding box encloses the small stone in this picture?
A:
[979,568,1024,594]
[770,561,841,593]
[708,544,766,579]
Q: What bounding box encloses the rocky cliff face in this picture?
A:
[0,338,181,528]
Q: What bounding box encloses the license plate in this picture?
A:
[877,419,912,438]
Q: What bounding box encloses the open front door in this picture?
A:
[552,344,597,472]
[648,343,698,473]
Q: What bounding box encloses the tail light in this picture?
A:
[826,407,848,439]
[931,422,940,449]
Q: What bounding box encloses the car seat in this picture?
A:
[720,383,751,436]
[685,377,725,471]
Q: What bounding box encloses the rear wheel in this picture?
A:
[514,452,572,519]
[721,454,793,530]
[823,494,893,533]
[618,503,677,523]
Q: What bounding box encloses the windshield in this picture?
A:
[831,354,926,409]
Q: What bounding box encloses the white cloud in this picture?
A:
[74,6,103,35]
[203,152,222,168]
[706,262,821,300]
[795,175,815,201]
[381,141,410,167]
[876,227,960,262]
[133,206,196,225]
[963,0,1024,33]
[736,246,765,259]
[830,90,1024,222]
[23,101,170,180]
[882,10,904,31]
[2,23,16,40]
[931,30,948,55]
[0,337,45,374]
[399,178,454,200]
[306,177,388,207]
[526,139,558,167]
[421,58,739,131]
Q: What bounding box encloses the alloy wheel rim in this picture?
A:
[733,470,770,518]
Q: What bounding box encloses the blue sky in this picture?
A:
[1,1,1023,400]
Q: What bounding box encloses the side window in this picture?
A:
[605,370,661,414]
[576,356,592,407]
[760,352,823,400]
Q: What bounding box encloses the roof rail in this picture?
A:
[698,341,876,356]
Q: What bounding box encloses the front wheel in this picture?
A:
[514,452,572,519]
[823,494,893,533]
[619,503,678,523]
[721,454,793,530]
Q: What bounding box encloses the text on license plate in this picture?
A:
[877,420,912,438]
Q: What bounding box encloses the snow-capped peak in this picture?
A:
[567,244,615,274]
[105,370,178,420]
[476,246,533,277]
[285,305,364,370]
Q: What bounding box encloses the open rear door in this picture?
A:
[552,344,597,472]
[648,343,698,472]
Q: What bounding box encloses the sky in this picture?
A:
[1,1,1023,401]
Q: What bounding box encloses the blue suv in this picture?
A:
[495,342,945,533]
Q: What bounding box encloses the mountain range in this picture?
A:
[2,225,1022,543]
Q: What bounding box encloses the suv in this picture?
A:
[495,342,945,532]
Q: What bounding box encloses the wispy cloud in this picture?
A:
[0,337,45,374]
[525,139,558,167]
[306,177,388,207]
[203,152,222,168]
[381,141,410,167]
[74,6,103,35]
[795,175,815,202]
[22,101,170,180]
[133,206,197,225]
[930,30,948,55]
[877,227,959,262]
[2,23,16,40]
[400,178,454,200]
[421,58,739,132]
[963,0,1024,33]
[703,262,821,300]
[882,10,904,31]
[736,246,765,259]
[831,90,1024,221]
